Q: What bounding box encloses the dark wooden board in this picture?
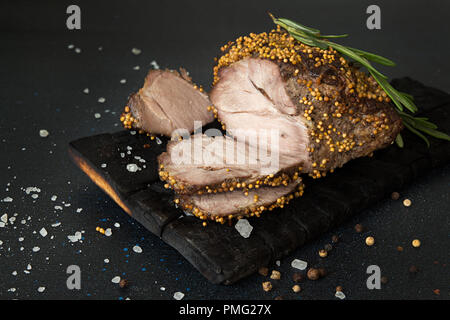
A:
[68,78,450,284]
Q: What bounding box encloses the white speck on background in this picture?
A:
[120,79,126,84]
[131,48,141,55]
[104,228,112,237]
[150,60,160,69]
[126,164,139,172]
[101,163,107,168]
[32,246,40,252]
[37,287,46,293]
[68,231,82,243]
[75,48,81,53]
[39,129,49,138]
[2,197,13,202]
[173,292,184,300]
[114,223,120,228]
[94,113,101,119]
[235,219,253,238]
[39,227,47,237]
[133,65,140,70]
[291,259,308,270]
[83,88,89,94]
[111,276,121,283]
[51,195,57,201]
[335,291,346,299]
[133,245,142,253]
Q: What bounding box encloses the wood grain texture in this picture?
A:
[69,78,450,284]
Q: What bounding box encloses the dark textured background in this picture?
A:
[0,0,448,299]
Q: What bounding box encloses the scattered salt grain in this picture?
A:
[76,208,83,213]
[104,228,112,237]
[291,259,308,270]
[75,48,81,53]
[101,163,107,168]
[131,48,142,55]
[114,223,120,228]
[111,276,121,283]
[68,44,74,49]
[32,246,40,252]
[94,113,101,119]
[150,60,160,69]
[51,195,57,201]
[68,231,82,243]
[39,129,49,138]
[39,227,48,237]
[160,287,166,291]
[37,287,46,293]
[2,197,13,202]
[1,214,7,224]
[173,292,185,300]
[133,65,140,70]
[126,164,139,172]
[335,291,346,299]
[235,219,253,238]
[98,97,105,103]
[120,79,127,84]
[133,245,143,253]
[104,259,109,263]
[51,222,61,227]
[83,88,89,94]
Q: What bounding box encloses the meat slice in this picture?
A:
[121,69,214,137]
[178,179,304,222]
[158,134,302,195]
[211,29,403,179]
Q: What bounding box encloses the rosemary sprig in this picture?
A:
[270,13,450,147]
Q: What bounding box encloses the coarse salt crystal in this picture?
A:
[83,88,89,94]
[39,227,48,237]
[131,48,142,55]
[111,276,121,283]
[173,292,184,300]
[32,246,40,252]
[2,197,13,202]
[126,164,139,172]
[335,291,346,299]
[133,245,142,253]
[94,113,101,119]
[37,287,46,293]
[150,60,160,69]
[39,129,49,138]
[291,259,308,270]
[104,228,112,237]
[235,219,253,238]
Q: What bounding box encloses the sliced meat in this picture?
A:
[121,68,214,137]
[211,29,403,179]
[158,134,302,195]
[178,179,304,221]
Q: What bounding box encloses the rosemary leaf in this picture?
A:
[402,121,430,147]
[349,47,396,66]
[270,13,449,147]
[395,133,404,148]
